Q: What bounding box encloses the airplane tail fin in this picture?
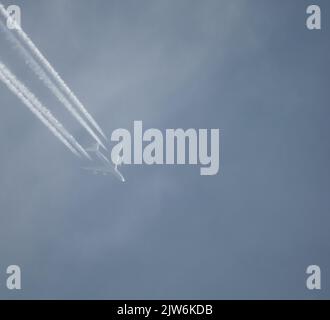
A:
[114,152,125,182]
[114,154,123,170]
[86,142,100,153]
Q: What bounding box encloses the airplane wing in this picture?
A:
[113,166,126,183]
[82,166,125,182]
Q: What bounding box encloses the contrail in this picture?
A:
[0,62,91,159]
[0,17,107,150]
[0,3,107,141]
[0,65,81,158]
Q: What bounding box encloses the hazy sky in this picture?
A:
[0,0,329,299]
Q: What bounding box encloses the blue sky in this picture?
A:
[0,0,329,299]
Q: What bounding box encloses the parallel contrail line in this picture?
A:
[0,3,107,141]
[0,17,107,150]
[0,66,81,157]
[0,63,92,160]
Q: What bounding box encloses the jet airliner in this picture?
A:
[82,143,125,182]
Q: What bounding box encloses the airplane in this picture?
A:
[82,143,125,182]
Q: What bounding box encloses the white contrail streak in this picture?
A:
[0,66,81,158]
[0,17,107,150]
[0,4,107,141]
[0,63,92,159]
